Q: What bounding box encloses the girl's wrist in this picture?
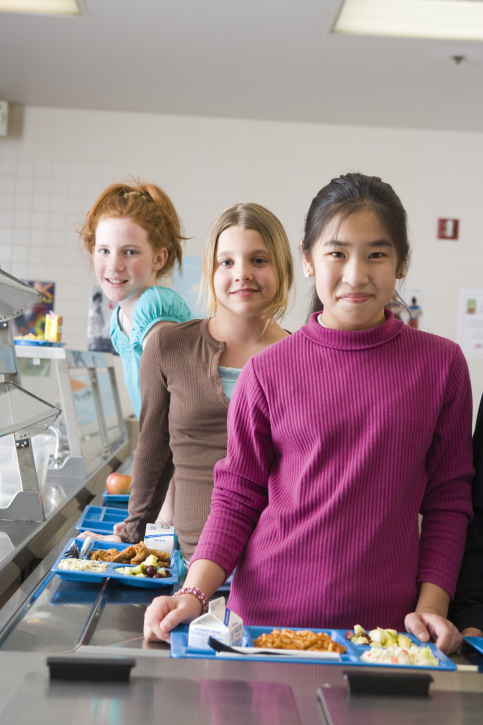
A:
[174,586,208,615]
[415,582,450,618]
[415,607,447,619]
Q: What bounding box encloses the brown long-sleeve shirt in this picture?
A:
[119,319,229,559]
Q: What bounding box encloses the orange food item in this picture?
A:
[89,542,170,565]
[253,628,346,654]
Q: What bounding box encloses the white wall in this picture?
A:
[1,105,482,421]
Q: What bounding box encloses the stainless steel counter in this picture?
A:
[1,465,483,724]
[0,646,482,724]
[0,445,130,605]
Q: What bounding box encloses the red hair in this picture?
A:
[80,179,186,278]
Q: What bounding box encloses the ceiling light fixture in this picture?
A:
[0,0,81,16]
[333,0,483,41]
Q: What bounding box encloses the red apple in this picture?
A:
[106,472,132,495]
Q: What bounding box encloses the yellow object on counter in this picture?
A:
[44,312,63,342]
[14,333,44,341]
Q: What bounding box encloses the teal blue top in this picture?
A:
[218,365,243,403]
[111,286,194,418]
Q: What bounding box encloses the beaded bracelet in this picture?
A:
[174,586,208,615]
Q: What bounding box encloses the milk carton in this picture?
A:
[144,523,176,556]
[188,596,243,650]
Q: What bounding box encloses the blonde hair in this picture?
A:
[80,179,187,278]
[200,203,294,321]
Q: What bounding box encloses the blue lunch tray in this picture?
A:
[102,490,130,504]
[170,626,456,670]
[52,537,179,589]
[14,339,66,347]
[77,506,179,546]
[464,636,483,657]
[50,579,167,606]
[76,505,129,534]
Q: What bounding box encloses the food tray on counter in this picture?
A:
[50,578,166,606]
[76,505,128,534]
[52,538,179,588]
[170,626,456,669]
[14,339,66,347]
[464,636,483,657]
[77,506,180,550]
[102,490,130,504]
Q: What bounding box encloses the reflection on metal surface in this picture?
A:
[0,346,16,373]
[0,490,44,522]
[0,382,60,438]
[0,673,301,725]
[0,269,40,321]
[74,579,111,649]
[0,532,14,560]
[15,345,127,480]
[66,350,108,368]
[319,687,483,725]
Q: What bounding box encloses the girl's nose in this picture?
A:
[234,261,253,281]
[342,258,369,287]
[108,252,125,271]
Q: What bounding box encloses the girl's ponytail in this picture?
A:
[80,178,187,279]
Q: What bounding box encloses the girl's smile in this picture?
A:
[93,217,167,307]
[304,208,405,331]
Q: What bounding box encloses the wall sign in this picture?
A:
[437,219,459,240]
[458,289,483,358]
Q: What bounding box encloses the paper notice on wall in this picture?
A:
[399,286,426,331]
[87,285,116,353]
[458,289,483,358]
[387,285,425,329]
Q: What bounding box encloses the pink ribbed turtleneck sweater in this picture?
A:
[192,312,474,630]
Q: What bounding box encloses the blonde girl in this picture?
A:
[79,203,294,563]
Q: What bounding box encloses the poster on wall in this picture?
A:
[399,286,426,330]
[458,289,483,359]
[10,281,55,338]
[172,256,205,318]
[87,286,116,353]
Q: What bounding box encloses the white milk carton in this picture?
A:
[188,596,243,650]
[144,523,176,556]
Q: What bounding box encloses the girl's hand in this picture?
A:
[144,594,203,643]
[77,531,122,543]
[461,628,483,638]
[113,521,127,535]
[404,612,463,654]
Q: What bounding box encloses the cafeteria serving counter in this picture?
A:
[1,481,483,724]
[0,344,131,605]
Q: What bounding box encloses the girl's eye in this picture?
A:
[125,250,137,256]
[252,257,268,265]
[369,252,385,259]
[97,248,109,255]
[329,251,345,258]
[219,259,233,266]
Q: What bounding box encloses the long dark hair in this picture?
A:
[301,173,411,319]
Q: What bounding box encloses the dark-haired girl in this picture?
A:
[144,173,473,655]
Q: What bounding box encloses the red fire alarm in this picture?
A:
[437,219,459,240]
